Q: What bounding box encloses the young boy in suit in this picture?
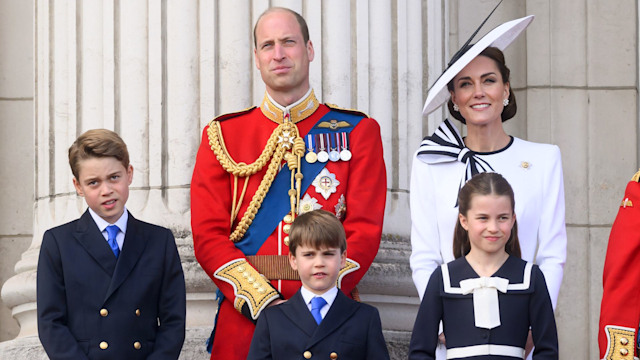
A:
[247,210,390,360]
[37,129,186,360]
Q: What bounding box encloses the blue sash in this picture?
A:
[235,110,364,255]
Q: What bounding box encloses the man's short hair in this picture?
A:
[68,129,130,180]
[289,210,346,255]
[253,7,310,48]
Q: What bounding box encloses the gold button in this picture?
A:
[100,309,108,317]
[237,266,245,272]
[620,348,629,356]
[258,287,266,294]
[243,271,250,278]
[99,341,108,350]
[330,352,338,359]
[283,224,291,234]
[303,350,312,359]
[133,341,141,350]
[284,214,293,223]
[621,337,629,345]
[247,276,255,283]
[253,282,260,289]
[135,309,141,316]
[284,236,290,246]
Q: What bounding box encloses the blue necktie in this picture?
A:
[310,297,327,325]
[106,225,120,258]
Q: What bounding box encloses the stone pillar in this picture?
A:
[0,1,212,358]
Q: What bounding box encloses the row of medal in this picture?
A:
[304,132,352,163]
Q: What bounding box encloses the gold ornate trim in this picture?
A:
[214,259,280,320]
[632,169,640,182]
[603,325,635,360]
[337,258,361,288]
[260,90,319,124]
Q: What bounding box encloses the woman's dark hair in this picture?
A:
[447,46,517,123]
[453,172,521,258]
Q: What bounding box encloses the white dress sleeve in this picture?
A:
[410,155,444,299]
[534,145,566,309]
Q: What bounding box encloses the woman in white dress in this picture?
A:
[410,15,566,358]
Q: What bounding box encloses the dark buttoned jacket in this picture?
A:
[37,210,186,360]
[247,289,390,360]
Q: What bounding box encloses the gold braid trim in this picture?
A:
[631,169,640,182]
[337,259,361,289]
[214,259,280,320]
[208,120,279,177]
[603,325,635,359]
[208,119,302,242]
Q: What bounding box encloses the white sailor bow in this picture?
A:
[459,276,509,329]
[416,119,495,204]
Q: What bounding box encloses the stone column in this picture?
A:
[0,1,213,358]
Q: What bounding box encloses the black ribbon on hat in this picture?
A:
[416,119,494,206]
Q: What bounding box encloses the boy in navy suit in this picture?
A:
[37,129,186,360]
[247,210,390,360]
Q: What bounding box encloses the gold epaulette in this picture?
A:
[631,169,640,182]
[214,259,280,320]
[208,107,256,126]
[325,103,370,118]
[337,258,361,288]
[603,325,636,360]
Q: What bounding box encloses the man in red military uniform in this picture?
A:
[190,7,386,360]
[599,169,640,359]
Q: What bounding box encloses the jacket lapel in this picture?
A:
[104,213,148,301]
[281,290,319,337]
[306,291,359,348]
[73,210,117,276]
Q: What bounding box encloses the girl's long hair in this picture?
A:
[453,172,521,259]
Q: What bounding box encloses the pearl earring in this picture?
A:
[453,103,460,112]
[503,98,509,106]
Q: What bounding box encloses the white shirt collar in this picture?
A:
[89,207,129,234]
[300,286,338,311]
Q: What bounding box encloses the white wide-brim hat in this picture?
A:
[422,15,535,116]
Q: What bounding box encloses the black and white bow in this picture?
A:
[416,119,494,205]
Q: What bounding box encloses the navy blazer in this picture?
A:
[247,289,390,360]
[37,210,186,360]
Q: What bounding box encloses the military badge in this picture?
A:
[316,119,352,131]
[278,130,295,149]
[312,168,340,200]
[299,194,323,214]
[335,194,346,221]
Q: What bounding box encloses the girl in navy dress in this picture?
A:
[409,172,558,360]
